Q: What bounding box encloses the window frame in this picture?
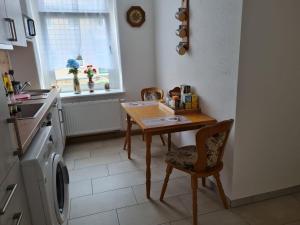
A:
[38,0,123,93]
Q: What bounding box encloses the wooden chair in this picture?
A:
[160,119,234,225]
[123,87,166,150]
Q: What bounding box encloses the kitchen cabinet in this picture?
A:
[0,0,27,49]
[4,0,27,47]
[0,0,12,49]
[0,79,18,184]
[0,76,31,225]
[0,162,32,225]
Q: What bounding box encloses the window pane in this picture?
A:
[43,14,112,71]
[39,0,109,13]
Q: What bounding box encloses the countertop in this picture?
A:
[11,88,59,156]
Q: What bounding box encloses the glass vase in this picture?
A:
[73,73,81,94]
[88,77,94,93]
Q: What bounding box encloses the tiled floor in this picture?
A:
[64,136,300,225]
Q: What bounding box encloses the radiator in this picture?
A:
[63,99,122,137]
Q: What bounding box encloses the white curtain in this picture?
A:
[38,0,112,71]
[39,0,108,12]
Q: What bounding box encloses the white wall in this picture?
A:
[232,0,300,199]
[8,42,41,89]
[116,0,156,100]
[153,0,243,198]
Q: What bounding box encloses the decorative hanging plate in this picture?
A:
[127,6,145,27]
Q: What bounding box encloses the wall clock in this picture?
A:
[127,6,145,27]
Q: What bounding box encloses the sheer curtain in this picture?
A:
[38,0,114,83]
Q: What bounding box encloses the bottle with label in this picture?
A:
[2,72,14,93]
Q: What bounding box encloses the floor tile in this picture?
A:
[108,160,146,175]
[68,210,119,225]
[119,151,167,168]
[69,180,92,199]
[65,160,75,171]
[92,171,146,193]
[69,164,108,182]
[64,145,91,160]
[70,188,136,219]
[151,166,188,181]
[171,210,247,225]
[232,195,300,225]
[74,154,121,169]
[179,190,223,215]
[133,176,191,203]
[117,196,190,225]
[90,142,124,158]
[67,140,103,151]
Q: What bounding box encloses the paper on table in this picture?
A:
[142,115,191,127]
[123,101,158,107]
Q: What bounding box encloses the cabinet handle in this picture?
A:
[4,18,17,42]
[0,184,18,215]
[11,19,18,41]
[27,19,36,36]
[13,212,23,225]
[59,109,64,123]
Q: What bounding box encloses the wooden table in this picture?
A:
[121,101,217,198]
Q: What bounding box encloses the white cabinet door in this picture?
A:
[0,162,32,225]
[0,0,13,49]
[0,81,18,184]
[4,0,27,47]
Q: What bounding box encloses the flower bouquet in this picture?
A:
[84,65,97,93]
[67,59,81,94]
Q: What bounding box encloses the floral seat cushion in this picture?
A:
[165,132,226,170]
[165,145,197,170]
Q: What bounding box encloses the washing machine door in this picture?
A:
[52,154,69,224]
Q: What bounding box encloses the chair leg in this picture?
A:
[191,175,198,225]
[202,177,206,187]
[160,134,166,146]
[214,173,229,209]
[123,135,127,150]
[160,164,173,201]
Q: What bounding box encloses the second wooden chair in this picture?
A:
[123,87,166,150]
[160,119,234,225]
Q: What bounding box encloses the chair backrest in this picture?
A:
[194,119,234,172]
[141,87,164,101]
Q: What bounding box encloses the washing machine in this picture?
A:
[21,126,69,225]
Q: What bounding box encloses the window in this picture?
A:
[38,0,122,92]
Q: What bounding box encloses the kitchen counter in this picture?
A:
[11,88,60,156]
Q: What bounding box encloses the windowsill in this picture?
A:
[59,88,125,99]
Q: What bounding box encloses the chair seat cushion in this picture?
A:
[165,132,226,170]
[165,145,197,170]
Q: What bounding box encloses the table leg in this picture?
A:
[145,133,152,198]
[126,114,132,160]
[167,133,171,151]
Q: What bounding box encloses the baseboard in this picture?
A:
[229,185,300,207]
[66,129,143,145]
